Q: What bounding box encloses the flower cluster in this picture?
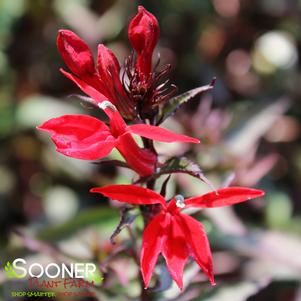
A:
[38,6,265,291]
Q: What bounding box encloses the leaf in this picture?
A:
[197,280,270,301]
[224,97,290,156]
[157,78,215,124]
[137,157,215,190]
[135,157,215,193]
[37,207,117,241]
[110,207,138,244]
[16,95,82,129]
[92,159,130,169]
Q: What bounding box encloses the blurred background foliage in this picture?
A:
[0,0,301,300]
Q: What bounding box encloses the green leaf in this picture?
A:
[37,207,117,241]
[157,78,215,124]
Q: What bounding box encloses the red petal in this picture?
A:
[185,187,265,208]
[60,69,108,104]
[98,103,127,137]
[116,132,157,177]
[162,215,189,290]
[57,30,95,77]
[128,124,200,144]
[179,214,215,285]
[37,115,115,160]
[90,184,166,206]
[140,213,168,288]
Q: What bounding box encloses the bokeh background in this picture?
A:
[1,0,301,300]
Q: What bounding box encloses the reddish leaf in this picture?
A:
[185,187,265,208]
[128,124,200,143]
[90,184,166,206]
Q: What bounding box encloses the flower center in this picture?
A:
[175,195,185,208]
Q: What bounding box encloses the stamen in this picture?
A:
[98,101,117,112]
[175,194,185,208]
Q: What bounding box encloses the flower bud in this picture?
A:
[128,6,159,79]
[57,30,95,77]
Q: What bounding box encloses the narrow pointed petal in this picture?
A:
[141,213,169,288]
[60,69,108,105]
[128,124,200,143]
[162,215,189,290]
[57,30,95,77]
[37,115,115,160]
[90,184,166,206]
[179,214,215,285]
[185,187,265,208]
[116,132,157,177]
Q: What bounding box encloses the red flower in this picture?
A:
[91,184,265,289]
[57,30,135,119]
[128,6,160,81]
[37,101,199,177]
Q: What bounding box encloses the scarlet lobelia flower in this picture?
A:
[37,101,200,177]
[90,184,265,289]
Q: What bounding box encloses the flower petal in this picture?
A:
[37,115,115,160]
[162,215,189,290]
[116,132,157,177]
[141,213,168,288]
[60,69,107,105]
[185,187,265,208]
[179,214,215,285]
[98,102,127,137]
[90,184,166,206]
[57,30,95,77]
[128,124,200,143]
